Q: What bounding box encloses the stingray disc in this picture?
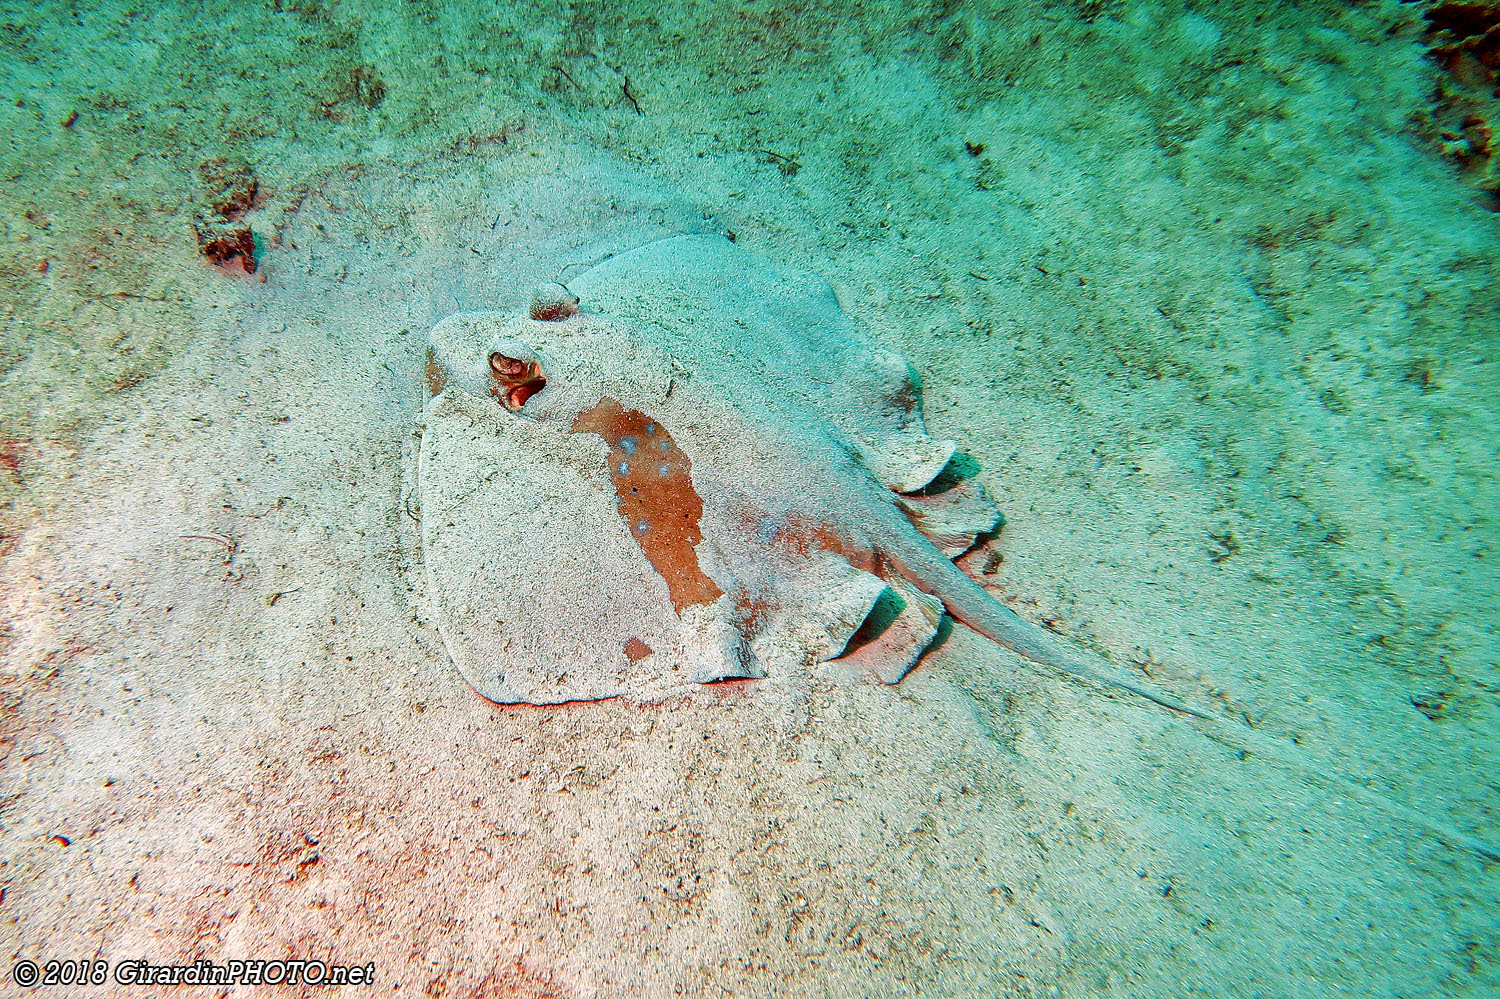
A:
[417,235,987,704]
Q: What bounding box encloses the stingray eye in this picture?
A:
[489,353,527,378]
[488,352,548,412]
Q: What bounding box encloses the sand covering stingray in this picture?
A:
[416,234,1195,711]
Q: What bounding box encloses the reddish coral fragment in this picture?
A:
[571,397,723,613]
[198,227,257,273]
[195,159,261,272]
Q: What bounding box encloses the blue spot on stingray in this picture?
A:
[619,436,638,455]
[658,463,671,477]
[658,440,672,453]
[635,520,650,535]
[618,461,630,476]
[645,423,656,436]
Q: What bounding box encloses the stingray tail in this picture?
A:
[961,590,1213,720]
[890,540,1211,718]
[882,536,1500,862]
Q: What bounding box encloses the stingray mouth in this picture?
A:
[489,352,547,411]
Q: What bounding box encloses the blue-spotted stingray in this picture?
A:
[418,234,1193,711]
[416,234,1497,861]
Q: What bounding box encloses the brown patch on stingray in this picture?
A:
[622,637,653,663]
[770,511,892,578]
[727,586,776,672]
[570,397,724,613]
[424,347,447,397]
[723,500,895,579]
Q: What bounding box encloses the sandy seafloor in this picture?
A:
[1,1,1497,996]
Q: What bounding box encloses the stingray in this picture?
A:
[416,234,1200,712]
[413,234,1500,862]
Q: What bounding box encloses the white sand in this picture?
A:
[2,2,1496,996]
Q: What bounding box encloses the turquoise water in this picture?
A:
[1,3,1495,996]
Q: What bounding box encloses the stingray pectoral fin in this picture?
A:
[419,391,688,704]
[861,434,957,494]
[833,575,945,684]
[895,476,1004,559]
[734,554,889,676]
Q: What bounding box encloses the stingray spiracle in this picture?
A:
[530,281,580,322]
